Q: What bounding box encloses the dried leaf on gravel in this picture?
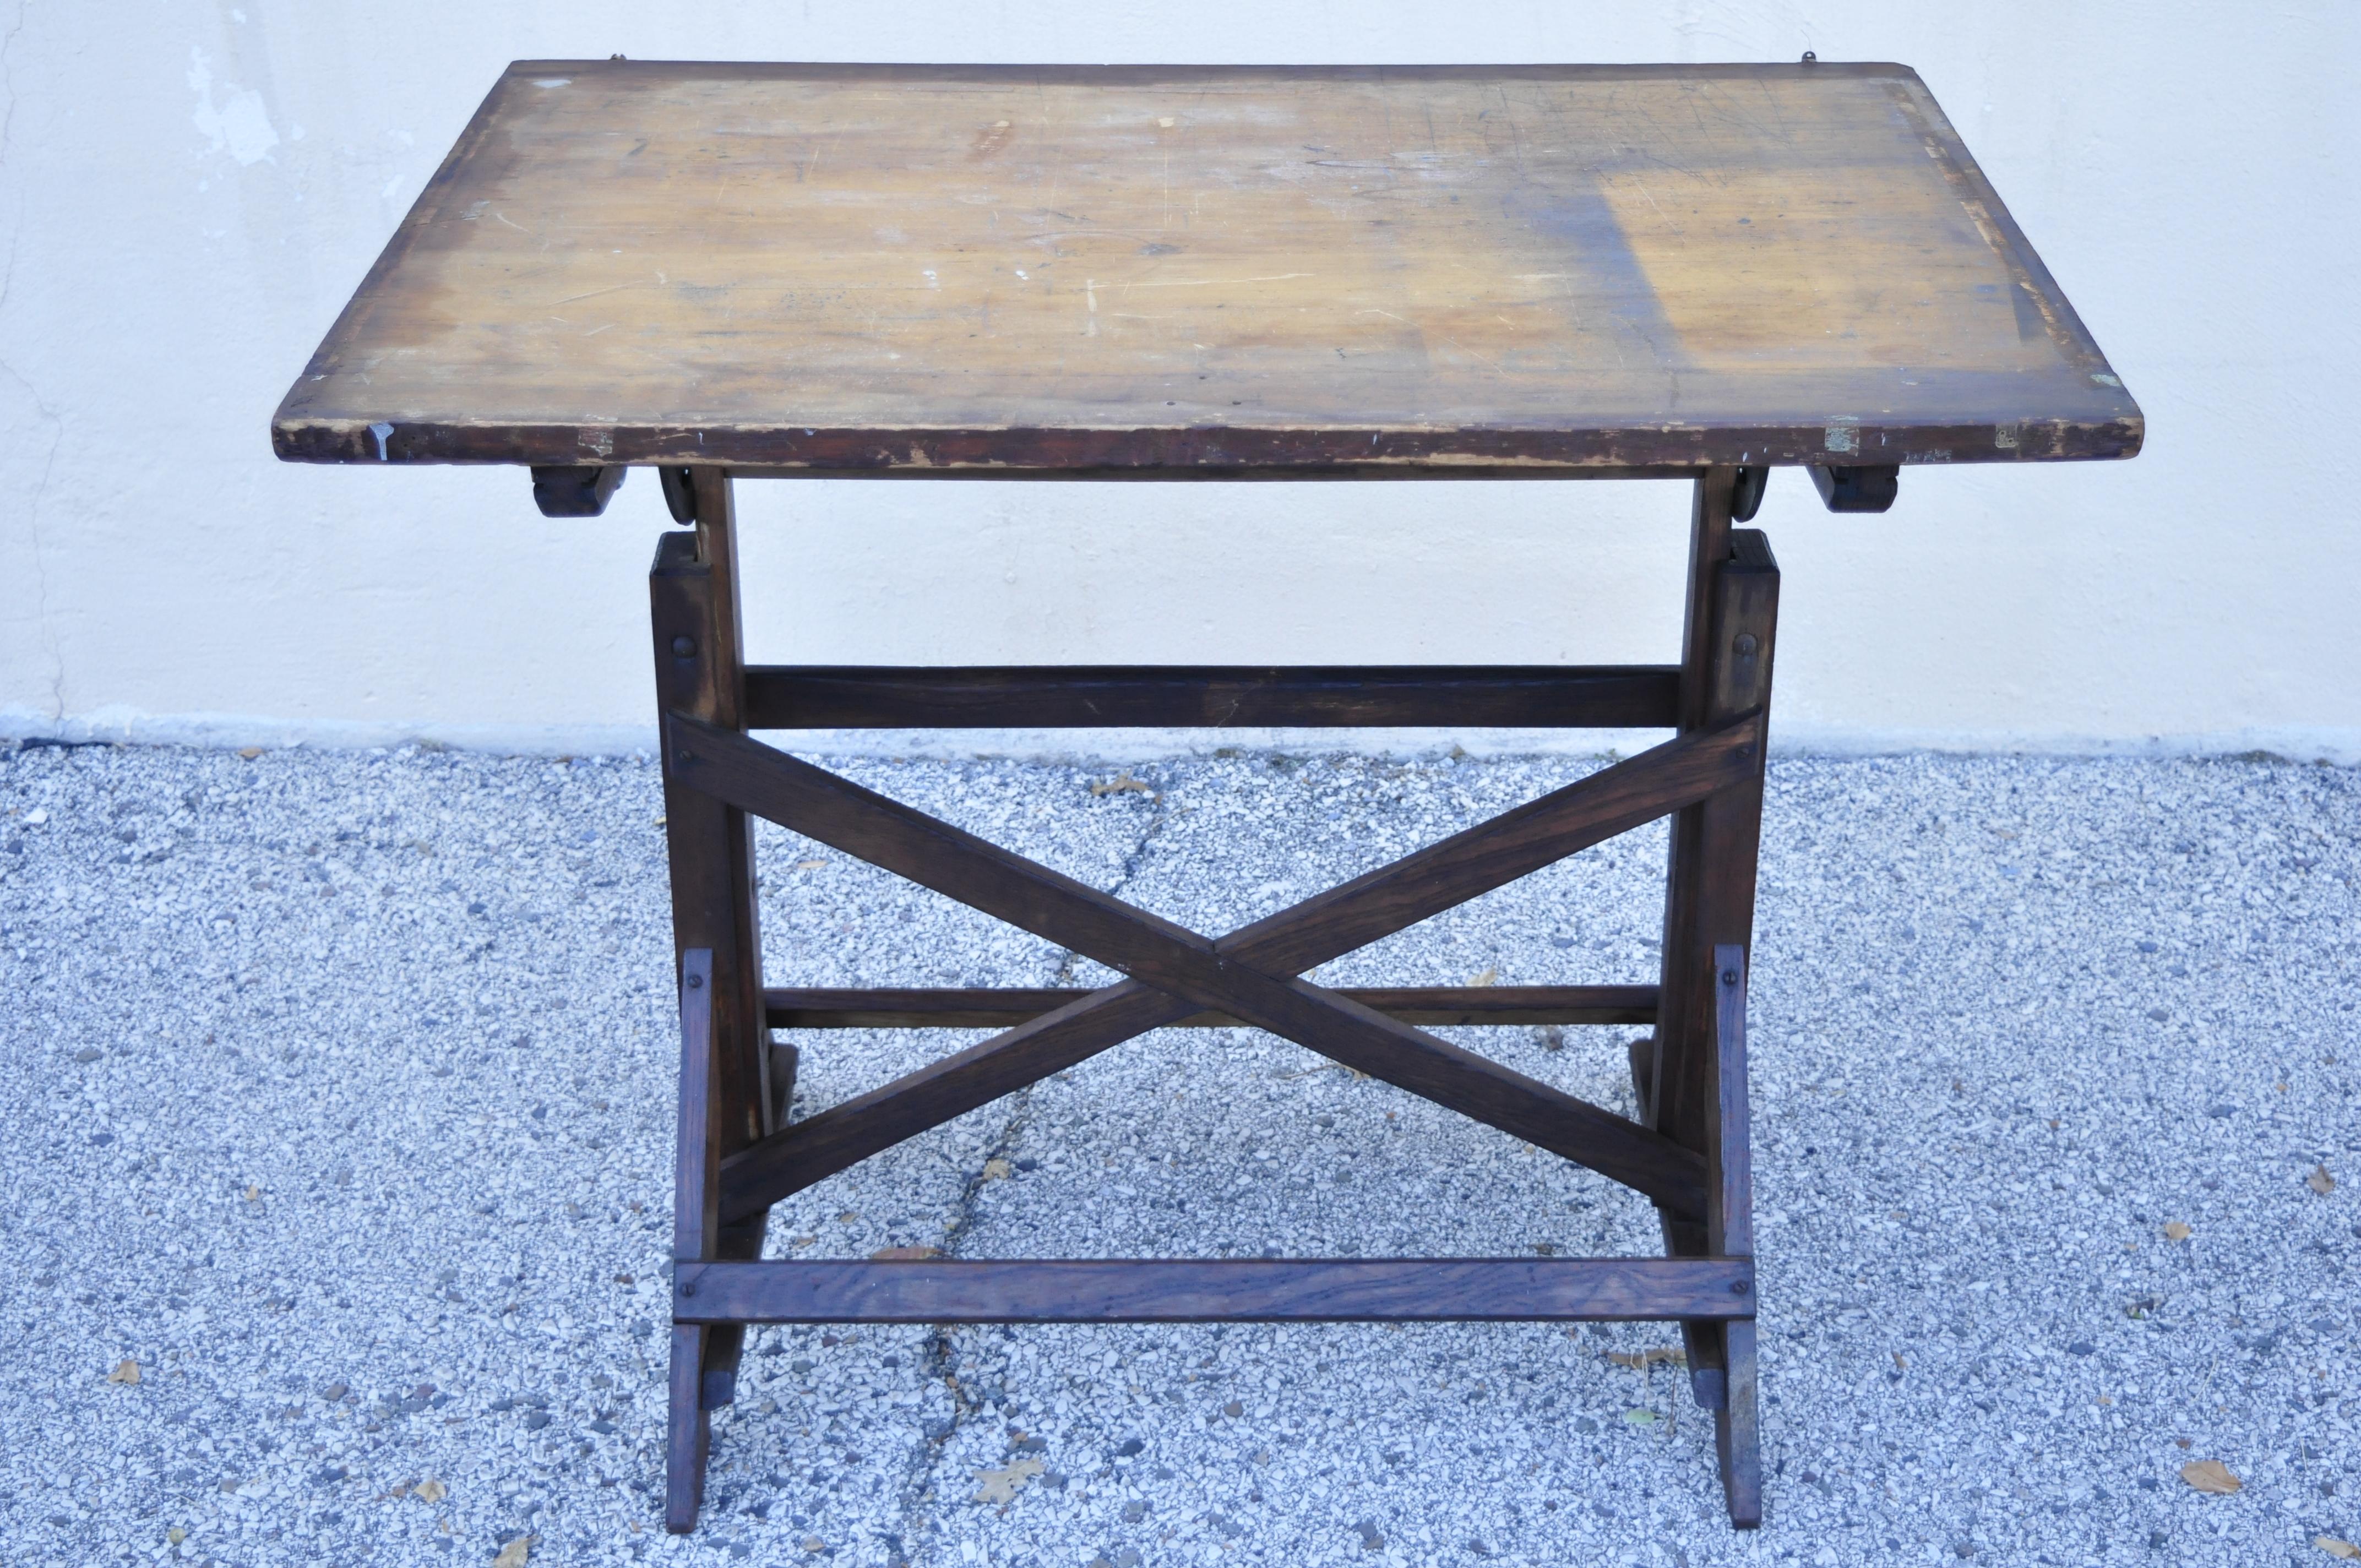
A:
[2162,1221,2192,1243]
[2308,1164,2336,1195]
[1090,770,1153,797]
[981,1158,1014,1182]
[2179,1460,2240,1494]
[414,1478,446,1503]
[1622,1408,1660,1427]
[1607,1348,1684,1369]
[795,858,828,871]
[2316,1538,2359,1560]
[973,1456,1046,1503]
[870,1245,941,1261]
[1468,965,1499,987]
[492,1536,534,1567]
[237,747,263,760]
[106,1359,140,1385]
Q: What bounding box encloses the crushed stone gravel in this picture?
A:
[2,738,2355,1566]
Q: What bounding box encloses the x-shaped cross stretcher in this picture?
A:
[666,706,1762,1228]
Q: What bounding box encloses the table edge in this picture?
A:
[269,414,2144,472]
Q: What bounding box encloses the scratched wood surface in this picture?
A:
[274,62,2141,474]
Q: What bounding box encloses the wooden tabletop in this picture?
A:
[273,62,2141,476]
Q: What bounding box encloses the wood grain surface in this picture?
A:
[742,663,1680,729]
[670,1256,1758,1323]
[274,61,2140,473]
[761,983,1658,1030]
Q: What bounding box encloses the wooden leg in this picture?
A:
[1643,471,1732,1135]
[651,470,776,1150]
[1628,1032,1728,1411]
[1709,949,1762,1527]
[651,470,776,1440]
[1718,1319,1762,1526]
[654,469,773,1532]
[1645,472,1775,1519]
[665,948,720,1532]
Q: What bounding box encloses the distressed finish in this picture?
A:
[273,61,2140,474]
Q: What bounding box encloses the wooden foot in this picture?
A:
[1717,1318,1762,1526]
[664,1324,709,1532]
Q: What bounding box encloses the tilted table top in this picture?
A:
[273,61,2141,476]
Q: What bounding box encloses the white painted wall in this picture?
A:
[3,3,2355,759]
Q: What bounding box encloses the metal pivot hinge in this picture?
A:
[1732,462,1898,518]
[531,465,627,518]
[1810,464,1898,513]
[1731,466,1768,521]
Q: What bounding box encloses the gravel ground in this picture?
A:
[2,738,2356,1568]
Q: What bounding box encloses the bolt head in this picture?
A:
[1731,1277,1750,1294]
[1734,633,1759,657]
[686,972,704,990]
[1721,967,1740,986]
[671,635,697,658]
[679,1279,695,1298]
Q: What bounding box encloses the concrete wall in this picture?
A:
[3,3,2355,759]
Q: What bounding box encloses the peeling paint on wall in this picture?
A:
[188,48,279,166]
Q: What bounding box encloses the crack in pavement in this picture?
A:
[879,775,1179,1566]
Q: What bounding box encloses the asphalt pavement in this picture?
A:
[2,738,2355,1567]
